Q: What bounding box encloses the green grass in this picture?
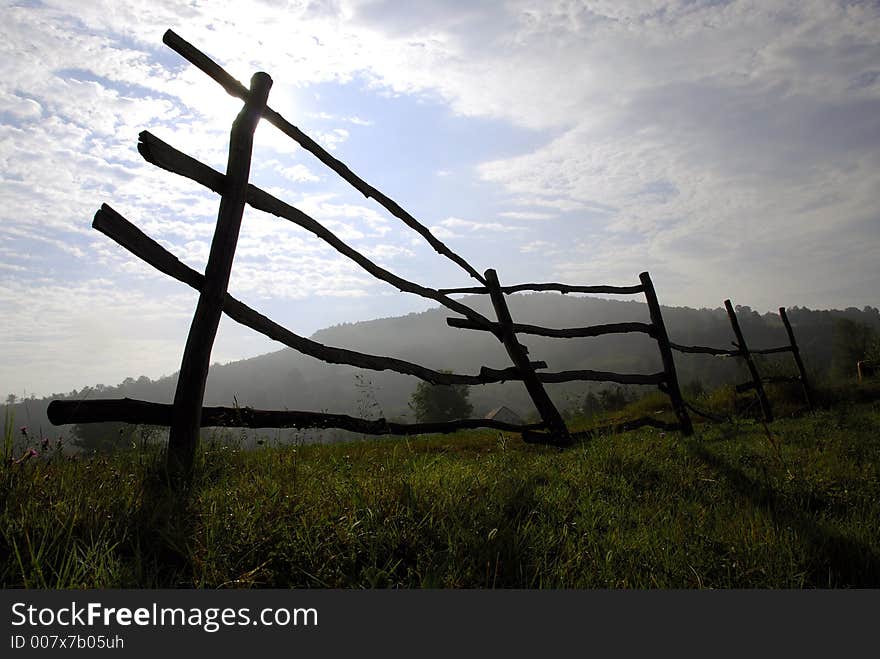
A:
[2,396,879,588]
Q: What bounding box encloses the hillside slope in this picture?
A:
[6,295,879,443]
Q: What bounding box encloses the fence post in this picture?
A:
[724,299,773,422]
[639,272,693,436]
[779,307,814,409]
[167,72,273,477]
[484,269,570,444]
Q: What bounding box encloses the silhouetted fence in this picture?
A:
[725,301,813,421]
[47,30,699,473]
[665,301,813,422]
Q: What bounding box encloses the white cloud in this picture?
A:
[2,0,878,396]
[440,216,519,232]
[429,225,459,239]
[361,243,416,261]
[314,127,350,151]
[498,210,557,221]
[519,240,555,255]
[307,111,373,126]
[277,163,321,183]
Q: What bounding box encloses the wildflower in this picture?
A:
[19,426,27,436]
[13,448,38,465]
[41,437,50,452]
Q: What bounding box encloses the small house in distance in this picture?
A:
[485,406,523,426]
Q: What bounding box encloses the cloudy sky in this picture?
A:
[1,0,878,398]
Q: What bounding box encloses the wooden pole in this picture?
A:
[724,299,773,422]
[167,72,273,477]
[779,307,814,409]
[639,272,693,436]
[484,269,570,444]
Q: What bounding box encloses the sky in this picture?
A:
[1,0,878,399]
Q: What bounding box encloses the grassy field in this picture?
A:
[2,390,879,588]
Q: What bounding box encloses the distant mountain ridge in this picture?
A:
[6,294,879,444]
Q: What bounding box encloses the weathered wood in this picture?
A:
[439,282,645,295]
[92,205,534,387]
[93,205,203,289]
[484,269,570,443]
[725,299,773,422]
[639,272,693,436]
[537,370,666,385]
[161,30,485,286]
[750,345,794,356]
[779,307,814,409]
[669,342,740,356]
[447,317,653,339]
[137,131,495,333]
[47,399,546,436]
[480,364,664,385]
[167,72,272,476]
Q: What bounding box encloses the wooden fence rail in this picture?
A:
[661,301,813,422]
[439,269,695,437]
[49,30,704,476]
[47,399,546,436]
[725,301,814,419]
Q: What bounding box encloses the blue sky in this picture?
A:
[1,0,879,398]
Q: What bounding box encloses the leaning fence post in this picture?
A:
[779,307,814,410]
[484,269,570,444]
[167,72,273,477]
[724,299,773,422]
[639,272,693,436]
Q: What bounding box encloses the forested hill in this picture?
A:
[7,294,879,443]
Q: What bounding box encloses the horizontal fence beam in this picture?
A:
[447,318,654,339]
[479,364,548,381]
[750,345,794,356]
[537,370,666,385]
[161,29,486,286]
[137,132,495,333]
[439,282,645,296]
[92,205,525,387]
[47,399,546,436]
[668,342,740,356]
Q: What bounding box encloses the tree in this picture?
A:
[409,380,473,423]
[831,318,877,379]
[71,421,132,454]
[582,391,601,418]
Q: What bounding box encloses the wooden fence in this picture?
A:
[48,30,700,473]
[725,301,814,421]
[664,301,813,422]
